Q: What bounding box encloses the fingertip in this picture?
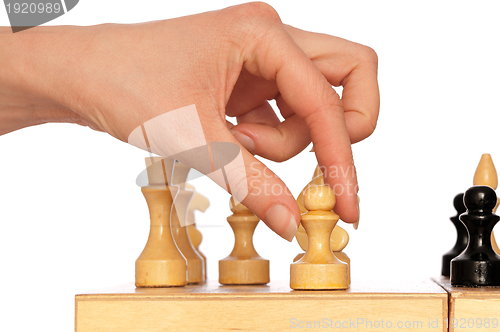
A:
[282,213,299,242]
[326,174,359,224]
[265,203,299,241]
[335,193,359,224]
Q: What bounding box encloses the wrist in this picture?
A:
[0,25,97,134]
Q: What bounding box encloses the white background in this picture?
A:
[1,0,500,331]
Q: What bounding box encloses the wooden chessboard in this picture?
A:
[433,277,500,332]
[75,279,448,332]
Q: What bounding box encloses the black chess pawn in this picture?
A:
[441,193,468,277]
[451,186,500,287]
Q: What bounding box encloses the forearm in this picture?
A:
[0,25,95,135]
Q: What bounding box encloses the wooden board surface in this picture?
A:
[434,276,500,332]
[76,279,447,332]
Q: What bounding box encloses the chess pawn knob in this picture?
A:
[219,197,270,285]
[171,189,205,284]
[290,186,349,290]
[136,186,187,287]
[441,193,468,277]
[474,154,498,189]
[451,186,500,287]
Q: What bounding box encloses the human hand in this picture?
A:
[0,2,379,240]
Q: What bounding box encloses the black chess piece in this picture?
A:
[451,186,500,287]
[441,193,468,277]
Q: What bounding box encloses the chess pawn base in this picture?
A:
[293,252,350,285]
[334,251,351,285]
[441,193,468,278]
[171,190,205,284]
[194,248,207,283]
[188,224,207,282]
[219,258,270,285]
[290,260,348,290]
[183,253,204,284]
[442,252,457,279]
[136,260,187,287]
[136,187,187,287]
[172,223,204,284]
[451,259,500,287]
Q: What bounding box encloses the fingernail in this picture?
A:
[353,196,360,230]
[230,130,255,153]
[266,204,298,242]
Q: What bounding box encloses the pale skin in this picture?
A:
[0,2,379,241]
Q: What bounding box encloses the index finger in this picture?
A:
[243,26,359,223]
[284,25,380,144]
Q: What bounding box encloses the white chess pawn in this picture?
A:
[294,165,351,284]
[290,185,349,290]
[219,197,270,285]
[135,158,187,287]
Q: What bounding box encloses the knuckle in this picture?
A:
[223,2,281,27]
[347,109,378,142]
[225,2,282,37]
[362,118,377,138]
[365,115,378,136]
[217,2,283,53]
[271,128,297,163]
[240,2,281,22]
[303,98,343,128]
[358,45,378,65]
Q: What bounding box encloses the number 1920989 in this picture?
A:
[6,2,62,14]
[445,318,498,329]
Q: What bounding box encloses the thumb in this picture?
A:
[126,104,300,241]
